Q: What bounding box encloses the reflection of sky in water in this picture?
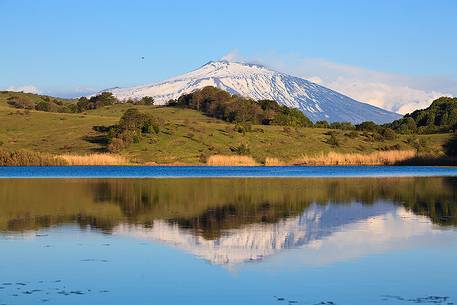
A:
[1,201,457,305]
[113,202,457,268]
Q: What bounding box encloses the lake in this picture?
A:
[1,167,457,305]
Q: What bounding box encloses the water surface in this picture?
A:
[1,165,457,178]
[1,176,457,305]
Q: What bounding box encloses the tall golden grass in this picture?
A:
[292,150,417,166]
[60,154,130,166]
[207,155,257,166]
[264,157,287,166]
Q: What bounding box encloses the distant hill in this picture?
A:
[105,60,401,124]
[389,97,457,134]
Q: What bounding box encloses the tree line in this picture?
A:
[388,97,457,134]
[6,87,457,137]
[6,92,155,114]
[166,86,313,131]
[165,86,400,139]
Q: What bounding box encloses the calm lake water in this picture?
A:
[1,168,457,305]
[1,165,457,178]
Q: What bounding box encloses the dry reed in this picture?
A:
[206,155,257,166]
[292,150,417,166]
[60,153,130,166]
[264,157,287,166]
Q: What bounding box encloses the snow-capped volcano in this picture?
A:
[107,60,401,123]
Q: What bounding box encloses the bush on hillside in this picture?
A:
[106,108,162,153]
[7,96,35,109]
[330,122,355,130]
[77,92,118,112]
[315,120,330,128]
[356,121,379,132]
[0,149,67,166]
[136,96,155,105]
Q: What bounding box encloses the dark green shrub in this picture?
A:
[345,131,359,138]
[444,132,457,157]
[326,132,340,147]
[381,127,397,140]
[137,96,154,105]
[330,122,354,130]
[315,120,330,128]
[107,138,125,153]
[7,96,35,109]
[356,121,379,132]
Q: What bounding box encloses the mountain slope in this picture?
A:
[107,60,401,123]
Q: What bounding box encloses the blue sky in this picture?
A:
[1,0,456,111]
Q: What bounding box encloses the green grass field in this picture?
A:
[0,91,451,164]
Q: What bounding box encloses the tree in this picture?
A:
[77,97,92,112]
[330,122,354,130]
[381,127,397,140]
[167,86,314,130]
[315,120,330,128]
[138,96,155,105]
[326,132,340,147]
[273,106,313,127]
[444,132,457,157]
[106,108,161,152]
[90,92,117,107]
[35,101,58,112]
[388,96,457,134]
[356,121,379,132]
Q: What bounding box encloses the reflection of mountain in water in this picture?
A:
[115,201,397,265]
[1,177,456,264]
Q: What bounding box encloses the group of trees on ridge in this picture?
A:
[166,86,313,131]
[76,93,155,112]
[5,87,457,137]
[6,92,155,114]
[165,87,457,136]
[388,97,457,134]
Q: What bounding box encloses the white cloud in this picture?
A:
[2,84,98,98]
[5,85,41,94]
[322,77,446,114]
[221,50,244,62]
[223,52,456,114]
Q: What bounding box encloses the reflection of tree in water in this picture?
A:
[401,177,457,226]
[93,177,457,232]
[1,177,456,235]
[168,202,299,240]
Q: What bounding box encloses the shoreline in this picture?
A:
[3,150,457,167]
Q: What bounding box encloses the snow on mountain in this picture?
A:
[106,60,401,123]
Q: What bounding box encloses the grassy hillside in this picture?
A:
[0,91,451,164]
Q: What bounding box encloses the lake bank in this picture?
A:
[2,149,457,167]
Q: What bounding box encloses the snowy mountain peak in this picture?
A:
[107,60,401,123]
